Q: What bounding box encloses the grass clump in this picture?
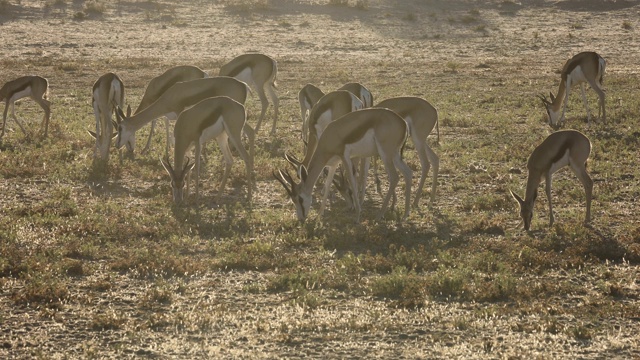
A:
[13,275,69,309]
[370,266,427,308]
[84,1,106,15]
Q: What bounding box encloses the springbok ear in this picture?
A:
[87,130,97,139]
[510,190,524,205]
[300,165,309,183]
[126,105,131,117]
[549,92,555,102]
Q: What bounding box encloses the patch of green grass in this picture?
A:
[370,266,427,308]
[13,274,69,309]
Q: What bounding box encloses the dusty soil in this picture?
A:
[1,0,640,358]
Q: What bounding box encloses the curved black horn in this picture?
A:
[273,170,294,196]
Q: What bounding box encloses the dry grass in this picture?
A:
[1,0,639,358]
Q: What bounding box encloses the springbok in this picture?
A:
[219,53,279,135]
[88,72,125,161]
[134,65,208,154]
[539,52,606,129]
[114,77,248,157]
[275,108,412,223]
[0,76,51,139]
[510,130,593,230]
[161,96,254,204]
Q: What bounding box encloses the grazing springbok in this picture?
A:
[161,96,254,204]
[0,75,51,139]
[114,77,248,157]
[298,83,325,141]
[539,52,606,129]
[338,82,373,108]
[274,108,412,223]
[219,53,279,135]
[88,72,125,161]
[376,96,440,207]
[510,130,593,230]
[134,65,208,154]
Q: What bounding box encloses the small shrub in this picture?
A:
[426,267,469,300]
[73,11,87,20]
[569,324,592,341]
[84,1,106,15]
[354,0,368,10]
[445,61,460,73]
[144,284,174,305]
[370,266,426,308]
[402,13,417,22]
[14,275,69,309]
[91,311,126,331]
[61,259,88,277]
[622,20,632,30]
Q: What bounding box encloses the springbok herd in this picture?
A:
[0,51,606,230]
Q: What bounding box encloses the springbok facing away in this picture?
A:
[134,65,208,154]
[376,96,440,207]
[114,77,248,157]
[88,72,125,162]
[161,96,254,204]
[510,129,593,230]
[219,53,279,135]
[338,82,373,108]
[298,83,325,141]
[539,52,606,129]
[274,108,412,223]
[0,75,51,139]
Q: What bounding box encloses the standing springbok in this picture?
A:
[539,52,606,129]
[161,96,254,204]
[0,75,51,139]
[510,130,593,230]
[298,83,325,141]
[219,53,278,135]
[134,65,208,154]
[289,90,365,170]
[114,77,248,157]
[274,108,412,223]
[377,96,440,207]
[338,82,373,108]
[334,97,440,209]
[88,72,125,161]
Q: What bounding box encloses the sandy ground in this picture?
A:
[1,0,640,358]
